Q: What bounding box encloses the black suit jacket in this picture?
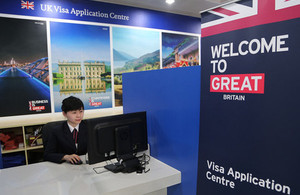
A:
[43,120,88,163]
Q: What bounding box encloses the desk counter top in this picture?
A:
[0,157,181,195]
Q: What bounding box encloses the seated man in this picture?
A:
[43,96,87,164]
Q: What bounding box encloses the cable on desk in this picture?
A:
[92,160,119,174]
[138,153,150,173]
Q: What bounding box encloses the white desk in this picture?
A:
[0,157,181,195]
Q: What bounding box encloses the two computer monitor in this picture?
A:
[87,111,148,165]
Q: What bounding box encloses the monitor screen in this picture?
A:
[87,111,148,165]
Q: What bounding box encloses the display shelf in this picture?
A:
[26,145,43,151]
[0,125,42,167]
[24,124,43,150]
[27,148,44,164]
[1,148,26,154]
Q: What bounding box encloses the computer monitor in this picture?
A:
[87,111,148,165]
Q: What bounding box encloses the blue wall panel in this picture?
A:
[0,143,3,169]
[123,66,201,195]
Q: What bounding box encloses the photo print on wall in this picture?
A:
[50,22,112,112]
[0,17,51,117]
[162,32,200,69]
[112,27,160,106]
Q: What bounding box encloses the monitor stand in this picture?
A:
[121,156,140,173]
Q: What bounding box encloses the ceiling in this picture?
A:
[93,0,239,18]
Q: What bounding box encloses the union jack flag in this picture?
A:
[21,0,34,10]
[202,0,300,37]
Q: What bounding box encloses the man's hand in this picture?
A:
[62,154,81,164]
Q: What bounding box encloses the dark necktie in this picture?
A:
[73,128,78,144]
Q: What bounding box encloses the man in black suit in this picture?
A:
[43,96,87,164]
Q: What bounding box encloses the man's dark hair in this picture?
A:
[61,96,84,113]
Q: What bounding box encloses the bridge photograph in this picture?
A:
[0,17,50,117]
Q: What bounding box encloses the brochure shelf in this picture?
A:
[0,124,44,168]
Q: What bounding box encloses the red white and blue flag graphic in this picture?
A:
[21,1,35,10]
[202,0,300,37]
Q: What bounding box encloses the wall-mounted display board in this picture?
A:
[0,0,201,168]
[162,33,200,69]
[0,0,201,117]
[198,0,300,195]
[0,17,50,117]
[112,27,160,106]
[50,21,112,111]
